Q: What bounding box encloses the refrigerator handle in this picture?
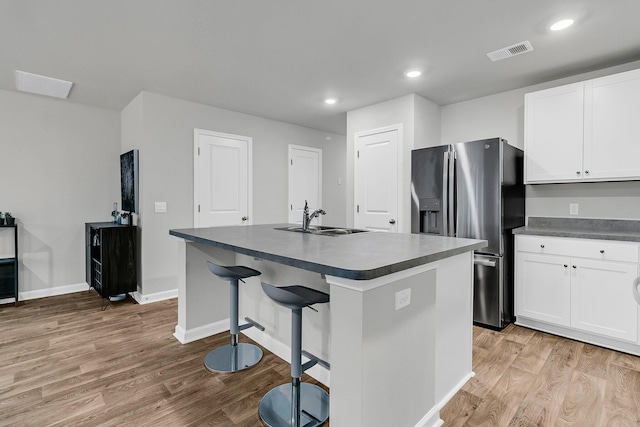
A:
[442,151,449,236]
[448,150,456,236]
[474,255,497,268]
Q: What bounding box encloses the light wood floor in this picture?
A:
[1,292,639,426]
[440,324,640,426]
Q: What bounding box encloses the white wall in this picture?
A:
[0,89,120,296]
[345,93,440,230]
[441,60,640,221]
[121,91,347,297]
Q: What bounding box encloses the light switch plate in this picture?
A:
[155,202,167,213]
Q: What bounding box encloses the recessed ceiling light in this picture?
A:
[406,70,422,78]
[550,19,574,31]
[324,98,337,105]
[15,70,73,99]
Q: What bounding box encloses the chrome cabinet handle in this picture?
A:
[576,171,581,175]
[389,219,396,224]
[241,216,248,221]
[540,244,545,248]
[585,170,590,174]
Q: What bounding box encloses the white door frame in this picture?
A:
[193,128,253,227]
[354,123,404,232]
[288,144,322,224]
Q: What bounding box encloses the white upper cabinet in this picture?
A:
[525,68,640,184]
[584,70,640,180]
[525,83,584,182]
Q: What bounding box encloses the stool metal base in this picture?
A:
[203,343,263,373]
[259,383,329,427]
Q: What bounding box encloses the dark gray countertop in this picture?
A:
[513,217,640,242]
[169,224,486,280]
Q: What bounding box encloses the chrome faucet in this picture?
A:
[302,200,326,232]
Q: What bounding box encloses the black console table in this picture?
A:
[0,224,18,306]
[85,222,137,309]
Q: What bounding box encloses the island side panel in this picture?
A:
[328,266,439,427]
[435,251,474,408]
[174,241,236,343]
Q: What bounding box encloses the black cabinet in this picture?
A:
[85,222,137,304]
[0,224,18,305]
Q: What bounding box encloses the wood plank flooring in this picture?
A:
[0,291,327,426]
[440,324,640,426]
[2,292,639,426]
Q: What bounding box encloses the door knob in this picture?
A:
[241,216,248,221]
[389,219,396,224]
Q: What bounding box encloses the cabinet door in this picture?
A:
[524,83,584,183]
[584,68,640,181]
[516,252,571,326]
[571,259,638,342]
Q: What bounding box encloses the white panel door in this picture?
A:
[354,126,400,232]
[516,252,571,326]
[194,129,252,227]
[524,82,584,183]
[288,145,322,224]
[584,68,640,180]
[571,259,638,342]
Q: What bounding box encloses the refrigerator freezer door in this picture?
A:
[473,254,504,329]
[410,145,449,235]
[454,138,503,254]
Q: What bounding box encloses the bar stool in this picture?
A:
[259,282,330,427]
[204,261,264,373]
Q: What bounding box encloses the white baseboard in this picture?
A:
[173,318,229,344]
[241,327,330,387]
[16,282,89,302]
[4,283,178,307]
[437,371,475,410]
[131,289,177,305]
[173,319,331,387]
[415,405,443,427]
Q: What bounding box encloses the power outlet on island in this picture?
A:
[395,288,411,310]
[569,203,579,215]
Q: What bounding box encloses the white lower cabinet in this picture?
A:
[516,252,571,326]
[570,259,638,342]
[515,235,640,353]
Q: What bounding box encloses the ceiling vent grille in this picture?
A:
[487,41,534,62]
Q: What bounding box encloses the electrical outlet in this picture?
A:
[569,203,579,215]
[395,288,411,310]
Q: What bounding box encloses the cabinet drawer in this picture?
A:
[516,235,639,263]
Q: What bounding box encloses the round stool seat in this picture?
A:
[259,383,330,427]
[204,342,263,373]
[207,262,261,281]
[261,283,329,309]
[204,261,263,373]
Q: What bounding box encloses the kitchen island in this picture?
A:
[169,224,486,427]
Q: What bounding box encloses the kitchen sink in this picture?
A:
[275,225,369,236]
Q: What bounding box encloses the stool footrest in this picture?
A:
[239,317,265,332]
[302,350,330,371]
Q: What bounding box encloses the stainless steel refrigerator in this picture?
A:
[411,137,524,329]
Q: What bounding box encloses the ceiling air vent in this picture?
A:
[487,41,534,62]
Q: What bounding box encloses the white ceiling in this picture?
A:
[2,1,639,135]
